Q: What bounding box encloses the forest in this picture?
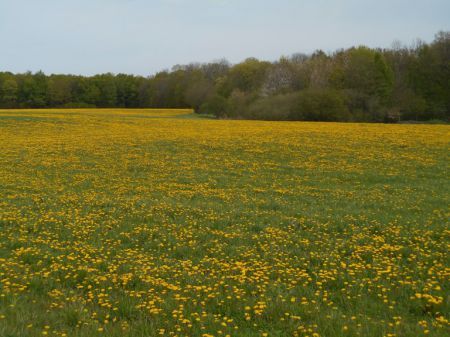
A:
[0,31,448,122]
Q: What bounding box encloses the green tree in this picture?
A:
[48,75,72,107]
[290,89,350,121]
[410,31,449,119]
[115,74,142,108]
[0,74,18,107]
[17,71,48,108]
[199,94,228,117]
[93,74,117,107]
[332,47,394,120]
[220,58,270,95]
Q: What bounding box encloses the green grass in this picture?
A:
[0,109,449,337]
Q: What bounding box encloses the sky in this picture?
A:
[0,0,449,76]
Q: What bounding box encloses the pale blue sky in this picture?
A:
[0,0,448,76]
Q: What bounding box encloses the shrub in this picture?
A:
[198,94,229,117]
[245,93,297,120]
[290,89,350,121]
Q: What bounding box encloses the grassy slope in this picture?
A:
[0,109,449,337]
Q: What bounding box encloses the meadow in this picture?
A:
[0,109,448,337]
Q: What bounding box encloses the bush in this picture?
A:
[290,89,350,121]
[198,95,229,117]
[225,90,257,118]
[245,93,297,120]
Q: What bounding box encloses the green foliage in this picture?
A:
[115,74,142,108]
[47,76,72,106]
[409,31,450,119]
[0,74,18,107]
[245,93,298,120]
[93,74,117,107]
[225,90,257,118]
[0,110,448,336]
[198,94,229,117]
[224,58,271,94]
[0,31,448,122]
[291,89,350,121]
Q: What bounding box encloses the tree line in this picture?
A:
[0,31,448,122]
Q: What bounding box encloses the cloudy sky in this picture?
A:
[0,0,449,76]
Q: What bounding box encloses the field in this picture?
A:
[0,109,448,337]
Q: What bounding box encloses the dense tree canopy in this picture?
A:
[0,31,448,122]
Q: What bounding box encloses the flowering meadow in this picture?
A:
[0,109,448,337]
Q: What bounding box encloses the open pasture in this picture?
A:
[0,109,448,337]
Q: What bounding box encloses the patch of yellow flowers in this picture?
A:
[0,109,448,336]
